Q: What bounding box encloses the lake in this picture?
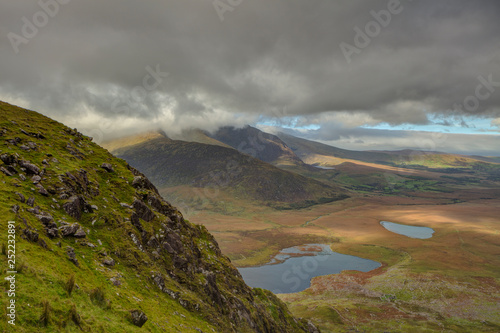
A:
[238,244,380,294]
[380,221,434,239]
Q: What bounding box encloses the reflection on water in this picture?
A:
[380,221,434,239]
[238,244,380,294]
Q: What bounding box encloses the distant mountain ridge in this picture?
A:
[208,126,306,167]
[109,133,347,209]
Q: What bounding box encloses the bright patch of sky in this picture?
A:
[362,115,499,135]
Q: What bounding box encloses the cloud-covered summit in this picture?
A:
[1,0,499,151]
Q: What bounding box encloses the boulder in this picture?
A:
[66,247,79,266]
[132,199,155,222]
[63,196,84,220]
[0,153,17,165]
[36,184,49,196]
[103,258,115,266]
[74,228,87,238]
[23,229,39,243]
[0,166,13,176]
[18,160,40,175]
[100,163,114,172]
[27,196,35,207]
[15,192,25,203]
[131,176,157,192]
[60,223,81,237]
[129,310,148,328]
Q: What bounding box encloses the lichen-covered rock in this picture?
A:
[63,196,85,220]
[60,223,81,237]
[18,160,40,175]
[101,163,114,172]
[132,199,155,222]
[74,228,87,238]
[129,310,148,327]
[36,184,49,196]
[66,246,79,266]
[103,258,115,266]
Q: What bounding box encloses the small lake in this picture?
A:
[238,244,380,294]
[380,221,434,239]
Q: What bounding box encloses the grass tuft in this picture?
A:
[15,259,27,273]
[65,274,76,296]
[39,300,52,327]
[90,286,108,308]
[69,304,83,329]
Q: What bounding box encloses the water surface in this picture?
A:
[238,244,380,294]
[380,221,434,239]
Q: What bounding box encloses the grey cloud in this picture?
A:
[0,0,500,136]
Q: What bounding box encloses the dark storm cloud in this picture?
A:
[1,0,500,134]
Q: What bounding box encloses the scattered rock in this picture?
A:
[46,227,59,239]
[60,223,81,237]
[110,277,121,286]
[27,196,35,207]
[133,199,155,222]
[120,202,132,209]
[36,184,49,196]
[63,196,85,220]
[129,310,148,328]
[31,175,41,184]
[42,159,49,165]
[130,213,143,232]
[74,228,87,238]
[101,163,114,172]
[23,229,39,243]
[27,206,40,214]
[19,174,26,181]
[11,205,19,214]
[38,238,49,249]
[0,166,13,176]
[0,153,17,165]
[15,192,25,203]
[36,213,53,225]
[132,176,157,192]
[91,205,98,211]
[6,165,18,175]
[18,160,40,175]
[103,258,115,266]
[66,247,79,266]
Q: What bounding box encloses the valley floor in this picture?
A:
[184,191,500,332]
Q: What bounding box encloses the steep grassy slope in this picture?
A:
[0,101,319,332]
[111,136,347,210]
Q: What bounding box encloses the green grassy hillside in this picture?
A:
[0,101,319,332]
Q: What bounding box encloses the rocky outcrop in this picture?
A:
[129,310,148,327]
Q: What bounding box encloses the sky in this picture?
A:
[0,0,499,155]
